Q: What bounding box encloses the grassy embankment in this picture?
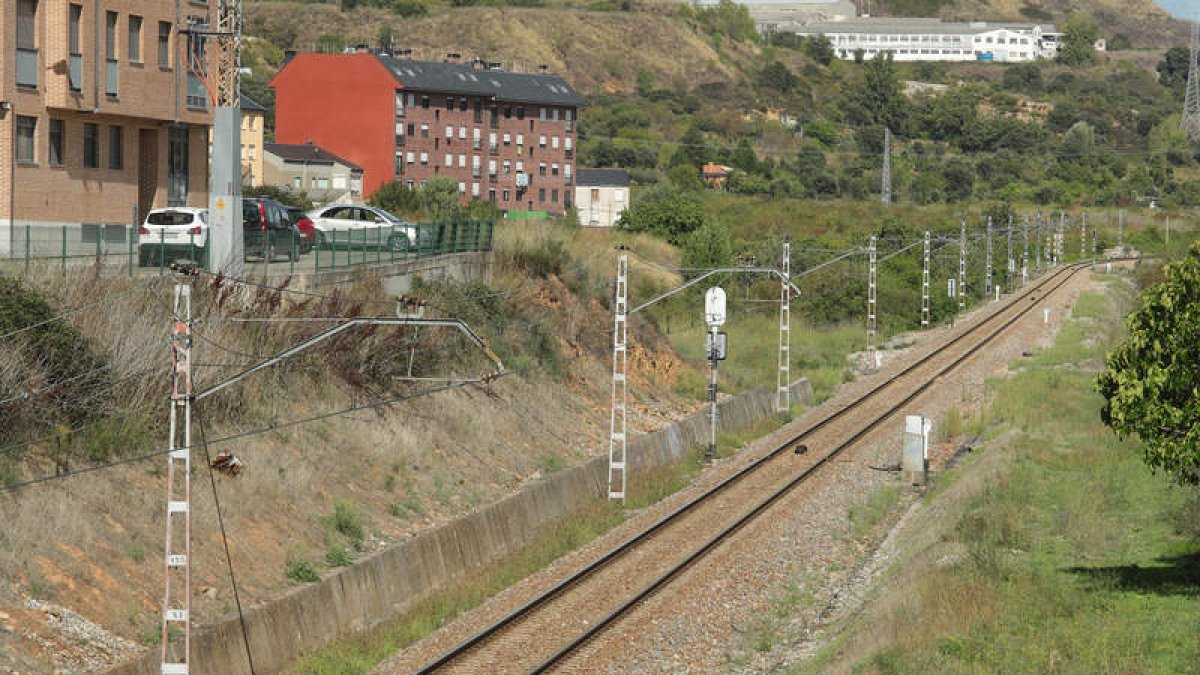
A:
[801,276,1200,673]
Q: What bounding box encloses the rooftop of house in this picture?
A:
[241,94,268,113]
[264,142,363,171]
[376,56,585,107]
[576,168,630,187]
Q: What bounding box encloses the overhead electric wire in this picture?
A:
[0,377,507,495]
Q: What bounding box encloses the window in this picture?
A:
[83,123,99,168]
[503,160,510,174]
[158,21,171,68]
[407,93,415,107]
[69,4,82,55]
[516,160,524,173]
[458,154,466,168]
[458,182,466,193]
[539,135,547,148]
[317,177,329,189]
[472,182,480,197]
[420,124,429,138]
[445,125,453,138]
[551,163,559,176]
[539,107,547,121]
[445,97,454,110]
[15,116,36,163]
[459,97,468,112]
[551,189,558,203]
[516,133,524,146]
[488,188,496,203]
[538,188,546,202]
[502,189,510,201]
[591,188,599,200]
[552,108,559,121]
[405,151,415,163]
[459,126,467,139]
[48,119,63,166]
[516,106,525,120]
[503,133,511,146]
[106,12,117,60]
[444,153,453,166]
[419,152,428,165]
[16,0,38,88]
[108,125,123,170]
[551,136,559,150]
[293,177,302,189]
[421,96,430,109]
[538,162,546,176]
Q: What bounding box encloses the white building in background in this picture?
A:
[795,18,1060,63]
[575,169,629,228]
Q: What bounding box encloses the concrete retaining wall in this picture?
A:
[109,378,812,675]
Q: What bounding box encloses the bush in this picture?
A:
[325,500,365,548]
[285,551,320,583]
[325,542,355,567]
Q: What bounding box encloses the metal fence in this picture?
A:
[1,219,495,278]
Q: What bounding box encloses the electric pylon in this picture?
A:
[776,240,791,412]
[882,128,892,205]
[867,236,878,368]
[958,221,967,312]
[1183,21,1200,142]
[984,216,993,298]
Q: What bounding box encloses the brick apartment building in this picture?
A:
[271,52,584,214]
[1,0,211,256]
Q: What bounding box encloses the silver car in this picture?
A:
[306,204,418,252]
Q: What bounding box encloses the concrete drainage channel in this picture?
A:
[107,379,813,675]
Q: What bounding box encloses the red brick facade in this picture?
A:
[2,0,211,254]
[272,54,581,214]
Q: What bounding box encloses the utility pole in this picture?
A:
[921,230,931,329]
[1183,20,1200,142]
[191,0,246,276]
[1092,227,1098,270]
[161,284,193,674]
[776,240,791,412]
[882,128,892,206]
[984,216,993,298]
[1022,216,1030,286]
[1034,213,1043,274]
[1081,212,1087,261]
[607,254,628,500]
[958,221,967,313]
[1006,216,1014,292]
[867,236,878,368]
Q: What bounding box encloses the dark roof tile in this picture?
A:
[576,168,630,187]
[376,57,584,106]
[264,142,363,171]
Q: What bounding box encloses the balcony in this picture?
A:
[16,47,38,88]
[395,135,405,148]
[565,149,573,159]
[69,53,83,91]
[105,59,119,97]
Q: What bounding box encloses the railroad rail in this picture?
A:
[411,262,1091,674]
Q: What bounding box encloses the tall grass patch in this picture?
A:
[841,282,1200,675]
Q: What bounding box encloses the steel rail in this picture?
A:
[529,263,1087,672]
[415,263,1086,674]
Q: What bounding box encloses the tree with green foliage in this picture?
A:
[671,124,709,170]
[1097,244,1200,485]
[1057,13,1098,67]
[729,138,758,173]
[758,60,798,93]
[802,34,835,66]
[680,219,733,272]
[688,0,758,43]
[421,177,462,222]
[1002,62,1043,92]
[370,181,423,217]
[1157,46,1191,99]
[243,184,313,210]
[842,53,905,129]
[616,188,706,244]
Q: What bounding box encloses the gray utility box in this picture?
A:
[903,414,931,486]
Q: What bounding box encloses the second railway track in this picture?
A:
[404,263,1088,675]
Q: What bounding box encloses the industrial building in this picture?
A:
[794,18,1061,62]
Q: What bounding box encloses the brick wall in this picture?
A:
[397,97,577,213]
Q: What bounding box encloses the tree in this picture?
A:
[616,188,706,244]
[758,60,798,93]
[842,53,905,129]
[671,124,709,170]
[421,177,462,222]
[1097,243,1200,485]
[730,138,758,173]
[1157,46,1191,99]
[680,219,733,272]
[1057,13,1099,67]
[802,34,835,66]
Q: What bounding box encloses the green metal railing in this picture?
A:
[2,219,496,277]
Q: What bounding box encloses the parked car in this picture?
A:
[306,204,418,252]
[286,207,317,254]
[242,197,299,262]
[138,207,208,267]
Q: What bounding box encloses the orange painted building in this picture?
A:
[271,52,583,213]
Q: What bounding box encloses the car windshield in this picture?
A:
[147,211,195,226]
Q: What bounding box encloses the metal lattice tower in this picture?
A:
[161,284,193,674]
[776,241,791,412]
[1055,211,1065,267]
[1184,21,1200,142]
[607,254,629,500]
[1092,227,1098,270]
[1006,217,1015,292]
[958,221,967,312]
[984,217,994,298]
[1081,212,1087,261]
[882,128,892,205]
[921,230,931,328]
[867,236,878,368]
[1034,214,1043,274]
[1022,217,1030,285]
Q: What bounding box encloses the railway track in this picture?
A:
[410,262,1088,674]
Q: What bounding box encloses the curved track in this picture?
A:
[413,263,1088,675]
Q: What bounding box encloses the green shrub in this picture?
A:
[325,543,355,567]
[325,500,365,548]
[286,556,320,583]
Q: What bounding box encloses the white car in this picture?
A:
[138,207,208,267]
[306,204,418,252]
